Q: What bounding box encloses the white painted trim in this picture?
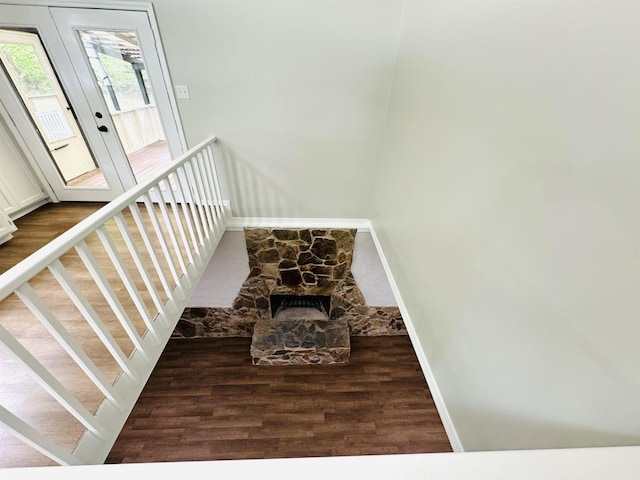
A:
[4,447,640,479]
[0,0,152,11]
[226,216,371,231]
[367,221,463,453]
[0,232,14,244]
[8,198,48,221]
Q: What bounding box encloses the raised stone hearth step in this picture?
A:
[251,317,350,365]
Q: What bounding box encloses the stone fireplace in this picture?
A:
[237,228,355,364]
[174,228,407,359]
[232,228,357,312]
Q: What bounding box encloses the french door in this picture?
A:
[0,4,183,202]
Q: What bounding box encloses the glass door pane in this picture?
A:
[77,29,171,184]
[50,7,184,193]
[0,29,108,188]
[49,7,184,197]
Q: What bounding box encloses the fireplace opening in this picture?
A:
[270,295,331,318]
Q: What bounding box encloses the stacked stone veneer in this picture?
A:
[173,228,407,339]
[234,228,356,307]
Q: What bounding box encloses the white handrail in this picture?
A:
[0,135,218,301]
[0,134,230,466]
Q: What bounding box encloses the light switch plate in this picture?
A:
[175,84,190,99]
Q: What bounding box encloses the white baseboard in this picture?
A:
[367,222,464,453]
[8,197,48,221]
[226,216,371,231]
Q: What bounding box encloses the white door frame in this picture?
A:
[0,0,186,201]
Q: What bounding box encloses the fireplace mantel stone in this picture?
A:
[234,228,357,307]
[173,228,407,340]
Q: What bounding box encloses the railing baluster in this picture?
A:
[202,145,222,222]
[206,146,228,243]
[153,182,190,281]
[196,152,217,228]
[0,323,106,437]
[162,175,195,267]
[126,203,173,300]
[15,283,124,407]
[0,135,227,466]
[185,160,211,244]
[173,167,202,258]
[177,165,205,249]
[74,241,149,361]
[95,226,159,340]
[0,405,81,466]
[140,192,183,295]
[192,154,215,232]
[113,212,166,315]
[199,149,220,225]
[47,260,137,381]
[207,144,227,222]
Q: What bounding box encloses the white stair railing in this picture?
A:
[0,135,229,466]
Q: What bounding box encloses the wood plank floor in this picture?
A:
[0,203,106,467]
[106,336,451,463]
[0,202,104,275]
[0,203,452,467]
[0,202,187,467]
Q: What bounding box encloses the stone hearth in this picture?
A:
[251,298,350,365]
[251,319,350,365]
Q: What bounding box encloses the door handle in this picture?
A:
[51,143,70,152]
[97,125,108,132]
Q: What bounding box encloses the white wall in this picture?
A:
[142,0,403,218]
[372,0,640,450]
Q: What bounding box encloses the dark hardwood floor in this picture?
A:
[0,203,452,466]
[0,202,104,275]
[106,336,452,464]
[0,201,181,467]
